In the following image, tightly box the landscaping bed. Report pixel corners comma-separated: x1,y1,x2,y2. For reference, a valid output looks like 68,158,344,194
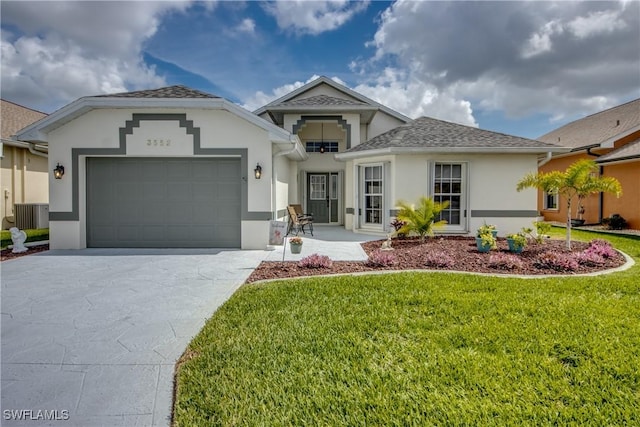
246,236,626,283
0,244,50,261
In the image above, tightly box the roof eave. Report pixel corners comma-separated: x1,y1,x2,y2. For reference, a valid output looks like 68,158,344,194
15,97,294,144
335,145,569,161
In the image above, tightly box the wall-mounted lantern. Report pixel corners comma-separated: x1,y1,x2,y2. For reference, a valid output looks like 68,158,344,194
254,163,262,179
53,163,65,179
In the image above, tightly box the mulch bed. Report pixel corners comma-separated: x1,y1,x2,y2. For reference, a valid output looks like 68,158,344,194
246,236,626,283
1,244,50,261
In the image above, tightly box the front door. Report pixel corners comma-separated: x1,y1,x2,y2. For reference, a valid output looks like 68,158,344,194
307,173,339,223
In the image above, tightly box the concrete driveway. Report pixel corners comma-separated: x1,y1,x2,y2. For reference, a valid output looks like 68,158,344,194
1,248,268,427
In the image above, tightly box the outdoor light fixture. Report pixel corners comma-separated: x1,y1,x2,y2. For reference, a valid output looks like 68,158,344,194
53,163,65,179
319,123,325,154
319,143,326,154
254,163,262,179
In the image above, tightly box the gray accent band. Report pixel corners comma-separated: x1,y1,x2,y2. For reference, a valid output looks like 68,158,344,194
292,115,352,149
390,209,400,217
345,207,355,214
50,113,260,222
275,208,288,219
471,210,539,218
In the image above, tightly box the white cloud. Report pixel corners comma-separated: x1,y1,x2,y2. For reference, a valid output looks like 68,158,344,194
262,0,369,35
568,9,627,39
241,75,322,111
367,0,639,128
0,1,193,111
521,20,563,59
237,18,256,34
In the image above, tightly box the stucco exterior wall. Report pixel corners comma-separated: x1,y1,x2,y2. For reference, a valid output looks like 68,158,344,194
345,153,540,236
602,160,640,229
1,146,49,229
46,108,275,249
368,113,407,141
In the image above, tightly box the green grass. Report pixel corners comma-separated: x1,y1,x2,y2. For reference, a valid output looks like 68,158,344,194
174,229,640,426
0,228,49,249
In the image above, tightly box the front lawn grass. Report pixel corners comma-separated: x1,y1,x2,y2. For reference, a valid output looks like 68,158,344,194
174,229,640,426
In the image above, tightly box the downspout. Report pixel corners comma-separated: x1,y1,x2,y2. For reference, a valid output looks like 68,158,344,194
586,147,603,223
537,152,552,167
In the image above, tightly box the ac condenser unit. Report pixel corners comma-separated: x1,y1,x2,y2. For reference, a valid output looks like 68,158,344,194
14,203,49,229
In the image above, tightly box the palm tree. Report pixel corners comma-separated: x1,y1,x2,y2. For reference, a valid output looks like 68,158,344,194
517,159,622,249
395,197,449,241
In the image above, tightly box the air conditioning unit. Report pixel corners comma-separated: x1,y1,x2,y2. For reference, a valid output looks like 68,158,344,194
14,203,49,229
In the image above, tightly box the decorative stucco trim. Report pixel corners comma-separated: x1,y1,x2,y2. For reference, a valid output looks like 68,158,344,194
292,115,352,149
49,113,267,222
471,210,539,217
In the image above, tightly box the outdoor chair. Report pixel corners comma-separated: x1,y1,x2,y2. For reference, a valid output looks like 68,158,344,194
286,205,314,236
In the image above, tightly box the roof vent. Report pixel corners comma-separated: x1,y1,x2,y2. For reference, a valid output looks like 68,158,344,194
616,119,620,126
558,137,561,142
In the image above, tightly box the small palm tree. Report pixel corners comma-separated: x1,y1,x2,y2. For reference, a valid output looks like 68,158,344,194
517,159,622,249
395,197,449,241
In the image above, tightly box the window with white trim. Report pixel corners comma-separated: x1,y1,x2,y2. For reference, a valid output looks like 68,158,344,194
433,163,463,226
544,192,558,210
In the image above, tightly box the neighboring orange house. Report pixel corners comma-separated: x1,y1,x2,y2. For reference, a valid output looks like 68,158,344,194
537,98,640,230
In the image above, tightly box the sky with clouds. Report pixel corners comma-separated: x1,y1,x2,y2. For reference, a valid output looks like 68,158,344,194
1,0,638,139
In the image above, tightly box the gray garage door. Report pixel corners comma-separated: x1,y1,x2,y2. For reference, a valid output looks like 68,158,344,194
87,158,241,248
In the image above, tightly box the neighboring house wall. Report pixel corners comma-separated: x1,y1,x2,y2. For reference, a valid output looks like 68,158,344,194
601,161,640,229
1,99,48,229
45,108,275,249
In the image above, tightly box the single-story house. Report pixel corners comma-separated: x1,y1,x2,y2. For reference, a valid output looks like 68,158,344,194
537,98,640,229
1,99,48,229
14,77,566,249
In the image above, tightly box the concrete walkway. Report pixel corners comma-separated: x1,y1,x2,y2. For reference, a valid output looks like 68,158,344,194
1,227,379,426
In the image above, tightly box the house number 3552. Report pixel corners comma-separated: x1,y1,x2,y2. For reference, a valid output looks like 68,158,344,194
146,139,171,147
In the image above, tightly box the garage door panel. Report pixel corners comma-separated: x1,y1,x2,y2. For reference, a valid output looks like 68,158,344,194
87,157,241,248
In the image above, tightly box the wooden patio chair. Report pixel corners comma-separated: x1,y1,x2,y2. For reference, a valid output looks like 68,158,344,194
286,205,314,236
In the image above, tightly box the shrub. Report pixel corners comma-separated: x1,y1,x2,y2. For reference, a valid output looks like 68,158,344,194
576,251,605,267
534,252,579,272
585,239,617,259
424,251,454,268
298,254,332,269
602,214,627,230
488,253,524,270
367,250,397,267
395,197,449,241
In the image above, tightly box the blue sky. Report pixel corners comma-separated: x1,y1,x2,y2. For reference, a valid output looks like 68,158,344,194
2,1,639,139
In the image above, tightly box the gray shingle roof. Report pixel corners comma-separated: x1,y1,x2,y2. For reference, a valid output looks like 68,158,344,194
94,85,219,99
271,94,368,108
1,99,47,139
538,98,640,150
345,116,560,153
597,138,640,163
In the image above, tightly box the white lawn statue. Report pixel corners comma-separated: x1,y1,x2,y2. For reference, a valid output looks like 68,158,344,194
380,234,394,251
9,227,29,253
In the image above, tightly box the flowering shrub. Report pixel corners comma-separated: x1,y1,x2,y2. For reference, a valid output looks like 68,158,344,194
534,252,579,272
424,251,455,268
298,254,332,269
367,250,397,267
576,251,605,267
488,253,524,270
585,239,617,259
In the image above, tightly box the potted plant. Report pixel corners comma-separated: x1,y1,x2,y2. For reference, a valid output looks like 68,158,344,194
571,197,586,227
476,230,497,253
506,232,527,253
477,222,498,238
289,236,303,254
